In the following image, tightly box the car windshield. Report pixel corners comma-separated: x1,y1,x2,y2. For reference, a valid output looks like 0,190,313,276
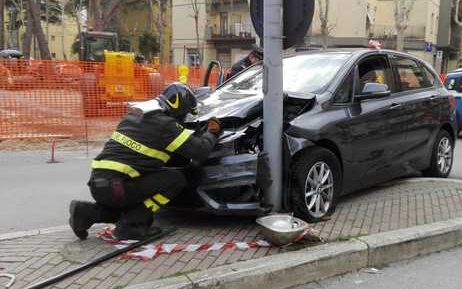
220,53,351,95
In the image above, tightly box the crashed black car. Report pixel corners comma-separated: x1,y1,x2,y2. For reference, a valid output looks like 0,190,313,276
173,49,457,222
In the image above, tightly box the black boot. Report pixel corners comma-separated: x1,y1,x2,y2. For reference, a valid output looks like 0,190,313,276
113,223,162,240
69,200,98,240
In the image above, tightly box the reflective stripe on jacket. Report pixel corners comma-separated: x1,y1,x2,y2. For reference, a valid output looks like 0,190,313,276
92,111,217,177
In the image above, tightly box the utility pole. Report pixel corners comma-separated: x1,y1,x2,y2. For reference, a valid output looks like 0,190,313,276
263,0,283,211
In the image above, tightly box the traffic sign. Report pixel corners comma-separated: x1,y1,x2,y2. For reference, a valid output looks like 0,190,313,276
250,0,315,50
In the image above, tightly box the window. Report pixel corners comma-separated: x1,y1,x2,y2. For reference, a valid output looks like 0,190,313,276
333,70,354,104
422,65,437,87
217,49,231,68
392,56,431,91
187,49,200,66
220,13,228,35
356,55,393,94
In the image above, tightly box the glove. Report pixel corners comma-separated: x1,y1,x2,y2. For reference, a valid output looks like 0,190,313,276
207,117,223,136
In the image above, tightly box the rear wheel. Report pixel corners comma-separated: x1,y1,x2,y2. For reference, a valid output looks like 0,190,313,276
423,130,454,178
291,147,342,222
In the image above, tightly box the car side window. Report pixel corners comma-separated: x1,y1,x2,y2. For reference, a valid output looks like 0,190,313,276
356,55,393,95
393,56,431,91
333,70,354,104
422,65,437,87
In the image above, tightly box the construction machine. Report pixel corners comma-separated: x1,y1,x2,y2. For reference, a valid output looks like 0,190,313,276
78,31,163,117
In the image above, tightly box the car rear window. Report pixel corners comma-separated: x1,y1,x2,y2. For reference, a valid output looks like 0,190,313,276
392,56,433,91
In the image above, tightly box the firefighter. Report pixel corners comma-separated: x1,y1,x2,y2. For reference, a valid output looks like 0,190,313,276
225,48,263,80
69,82,222,240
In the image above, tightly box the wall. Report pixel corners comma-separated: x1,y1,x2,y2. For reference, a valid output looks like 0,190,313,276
172,0,208,65
40,16,79,60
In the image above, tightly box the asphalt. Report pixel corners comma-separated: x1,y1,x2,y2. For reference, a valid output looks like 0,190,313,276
0,149,97,233
296,246,462,289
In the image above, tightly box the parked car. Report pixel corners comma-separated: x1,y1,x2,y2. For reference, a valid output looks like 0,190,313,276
135,49,458,222
444,69,462,135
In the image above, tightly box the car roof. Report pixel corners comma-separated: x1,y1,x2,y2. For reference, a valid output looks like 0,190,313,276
447,68,462,76
289,48,421,59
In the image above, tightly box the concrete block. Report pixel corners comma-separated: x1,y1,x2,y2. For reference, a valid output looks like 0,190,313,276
359,218,462,267
185,240,368,289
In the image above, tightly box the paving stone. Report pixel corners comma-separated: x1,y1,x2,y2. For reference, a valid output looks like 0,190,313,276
1,180,461,289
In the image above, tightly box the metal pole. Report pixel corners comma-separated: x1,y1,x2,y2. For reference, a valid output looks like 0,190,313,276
263,0,283,212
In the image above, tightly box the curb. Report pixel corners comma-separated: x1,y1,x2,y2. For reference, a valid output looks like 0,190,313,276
127,217,462,289
0,225,69,241
0,224,107,241
395,177,462,186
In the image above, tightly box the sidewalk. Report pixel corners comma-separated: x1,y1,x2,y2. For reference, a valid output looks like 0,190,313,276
1,178,461,289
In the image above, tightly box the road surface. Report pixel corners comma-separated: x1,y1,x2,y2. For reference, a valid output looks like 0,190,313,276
296,246,462,289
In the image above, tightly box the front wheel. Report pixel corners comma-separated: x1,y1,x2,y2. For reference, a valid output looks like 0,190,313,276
423,130,454,178
290,147,342,222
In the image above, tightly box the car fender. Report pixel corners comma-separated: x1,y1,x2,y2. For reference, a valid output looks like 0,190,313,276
284,133,316,157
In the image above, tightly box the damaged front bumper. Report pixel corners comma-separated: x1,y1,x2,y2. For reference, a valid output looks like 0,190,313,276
195,153,272,215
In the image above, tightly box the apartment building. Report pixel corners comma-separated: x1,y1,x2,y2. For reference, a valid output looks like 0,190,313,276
172,0,460,72
172,0,256,67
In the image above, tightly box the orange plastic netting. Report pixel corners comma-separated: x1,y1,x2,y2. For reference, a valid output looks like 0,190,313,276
0,59,221,140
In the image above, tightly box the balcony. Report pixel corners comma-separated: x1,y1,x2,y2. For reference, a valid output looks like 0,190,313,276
207,23,256,48
207,0,249,14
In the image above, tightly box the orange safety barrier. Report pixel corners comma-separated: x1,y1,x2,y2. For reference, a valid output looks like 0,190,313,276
0,59,225,140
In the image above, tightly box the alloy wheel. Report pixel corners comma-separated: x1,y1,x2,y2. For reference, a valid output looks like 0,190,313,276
304,161,334,218
437,137,453,175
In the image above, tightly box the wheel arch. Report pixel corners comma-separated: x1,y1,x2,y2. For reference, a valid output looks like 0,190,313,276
441,123,456,141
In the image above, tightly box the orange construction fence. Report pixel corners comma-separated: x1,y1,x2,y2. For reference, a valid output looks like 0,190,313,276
0,59,224,140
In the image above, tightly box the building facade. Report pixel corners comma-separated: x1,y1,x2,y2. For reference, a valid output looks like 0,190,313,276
172,0,256,67
172,0,461,72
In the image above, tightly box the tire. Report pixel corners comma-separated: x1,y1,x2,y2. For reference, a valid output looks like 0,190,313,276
290,147,342,223
423,130,454,178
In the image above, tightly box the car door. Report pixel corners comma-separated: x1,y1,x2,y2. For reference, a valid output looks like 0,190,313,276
390,55,442,170
344,54,408,188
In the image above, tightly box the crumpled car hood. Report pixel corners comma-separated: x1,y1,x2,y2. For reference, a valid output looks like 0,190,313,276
188,89,263,123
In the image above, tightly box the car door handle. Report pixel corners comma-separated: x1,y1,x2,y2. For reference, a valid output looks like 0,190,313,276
389,103,401,109
429,95,438,101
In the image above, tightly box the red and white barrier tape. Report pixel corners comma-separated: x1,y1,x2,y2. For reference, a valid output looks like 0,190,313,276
97,226,272,261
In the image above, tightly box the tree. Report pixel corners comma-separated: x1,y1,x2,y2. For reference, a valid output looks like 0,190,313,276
138,31,159,59
5,0,25,50
23,0,51,59
190,0,201,63
393,0,416,51
0,0,4,50
317,0,335,49
88,0,123,31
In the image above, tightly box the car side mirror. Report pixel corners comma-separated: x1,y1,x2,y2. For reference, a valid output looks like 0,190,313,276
356,82,391,101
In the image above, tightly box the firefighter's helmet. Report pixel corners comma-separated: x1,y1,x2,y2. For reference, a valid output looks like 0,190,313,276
159,82,198,120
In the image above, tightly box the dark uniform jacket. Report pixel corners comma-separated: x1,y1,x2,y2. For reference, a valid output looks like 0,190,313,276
226,57,252,80
91,110,217,180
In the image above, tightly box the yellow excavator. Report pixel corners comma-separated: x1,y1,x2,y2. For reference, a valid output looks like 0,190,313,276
79,31,163,117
